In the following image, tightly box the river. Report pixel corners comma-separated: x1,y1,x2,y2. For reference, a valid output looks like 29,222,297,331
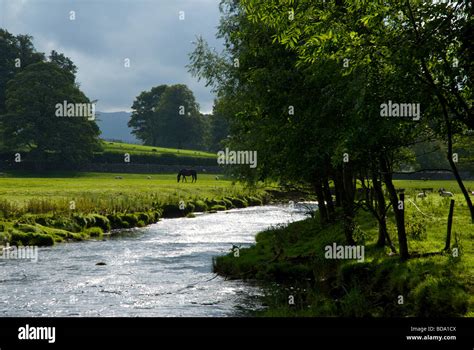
0,204,312,317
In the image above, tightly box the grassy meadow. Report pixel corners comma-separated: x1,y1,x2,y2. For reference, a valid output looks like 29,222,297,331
0,172,265,215
0,172,268,246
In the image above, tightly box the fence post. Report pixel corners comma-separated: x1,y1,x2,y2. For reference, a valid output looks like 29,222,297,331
444,199,455,251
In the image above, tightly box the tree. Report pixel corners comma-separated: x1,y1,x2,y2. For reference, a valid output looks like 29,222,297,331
128,85,168,146
207,100,230,152
154,84,202,149
129,84,206,150
0,29,44,115
241,0,474,223
2,62,101,169
49,50,77,77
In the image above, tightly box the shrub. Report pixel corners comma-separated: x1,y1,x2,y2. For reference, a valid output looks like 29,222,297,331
406,218,427,241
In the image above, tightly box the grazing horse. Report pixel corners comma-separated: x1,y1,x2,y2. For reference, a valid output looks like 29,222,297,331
177,169,197,183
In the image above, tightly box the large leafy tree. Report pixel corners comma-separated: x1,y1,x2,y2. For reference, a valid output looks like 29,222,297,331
128,85,168,146
0,29,44,116
2,62,101,168
190,0,447,259
129,84,206,149
241,0,474,223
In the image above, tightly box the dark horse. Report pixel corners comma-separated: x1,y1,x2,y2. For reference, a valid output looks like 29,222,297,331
177,169,197,183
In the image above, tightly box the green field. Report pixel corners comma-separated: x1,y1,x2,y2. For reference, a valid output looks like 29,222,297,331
101,141,216,158
0,172,268,246
393,179,474,193
0,172,263,216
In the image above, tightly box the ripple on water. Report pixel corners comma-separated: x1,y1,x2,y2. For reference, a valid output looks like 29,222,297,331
0,204,311,316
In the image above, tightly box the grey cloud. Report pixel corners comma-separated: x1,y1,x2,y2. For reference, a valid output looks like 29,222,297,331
1,0,222,113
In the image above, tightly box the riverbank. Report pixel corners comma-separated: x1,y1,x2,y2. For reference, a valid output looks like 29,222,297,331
0,172,262,245
0,205,306,317
214,182,474,317
0,172,312,246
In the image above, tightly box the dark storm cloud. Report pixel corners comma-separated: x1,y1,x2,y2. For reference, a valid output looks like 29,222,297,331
0,0,223,112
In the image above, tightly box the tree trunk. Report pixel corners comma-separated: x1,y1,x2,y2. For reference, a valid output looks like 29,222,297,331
333,168,343,207
342,163,356,245
381,157,409,261
323,176,335,221
444,112,474,223
314,178,328,224
373,173,387,247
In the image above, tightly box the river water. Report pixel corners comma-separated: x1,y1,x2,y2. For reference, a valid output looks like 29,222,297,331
0,204,312,317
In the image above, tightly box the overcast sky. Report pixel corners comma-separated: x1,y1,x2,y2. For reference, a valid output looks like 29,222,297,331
0,0,223,113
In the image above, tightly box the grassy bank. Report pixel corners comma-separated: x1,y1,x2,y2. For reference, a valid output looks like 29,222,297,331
0,172,269,246
214,180,474,317
102,140,216,158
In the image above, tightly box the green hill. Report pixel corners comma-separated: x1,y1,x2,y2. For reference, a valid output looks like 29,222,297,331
101,140,216,159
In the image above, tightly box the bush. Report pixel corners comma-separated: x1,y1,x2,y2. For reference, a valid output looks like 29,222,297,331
406,216,427,241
